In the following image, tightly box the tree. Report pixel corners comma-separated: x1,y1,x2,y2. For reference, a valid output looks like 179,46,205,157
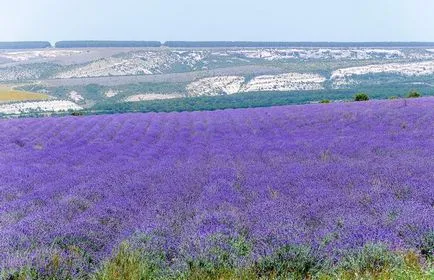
354,93,369,101
407,90,421,98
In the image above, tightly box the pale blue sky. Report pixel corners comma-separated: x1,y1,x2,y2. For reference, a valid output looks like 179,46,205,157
0,0,433,42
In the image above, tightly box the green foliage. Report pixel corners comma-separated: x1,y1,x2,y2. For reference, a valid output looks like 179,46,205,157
6,82,434,119
355,93,370,101
419,231,434,259
90,90,353,115
255,245,323,279
1,248,94,280
340,244,403,275
408,90,422,98
184,234,253,278
320,99,331,104
84,84,105,100
230,235,252,257
10,81,434,119
90,84,433,116
184,261,255,280
4,243,434,280
326,250,434,280
183,265,257,280
71,111,84,116
93,243,162,280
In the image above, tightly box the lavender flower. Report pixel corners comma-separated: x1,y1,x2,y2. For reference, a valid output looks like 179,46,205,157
0,98,433,275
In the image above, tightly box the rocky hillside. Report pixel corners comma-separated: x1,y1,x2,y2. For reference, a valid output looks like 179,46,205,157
1,46,434,115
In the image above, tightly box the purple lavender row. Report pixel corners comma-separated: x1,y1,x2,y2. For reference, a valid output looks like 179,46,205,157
0,98,433,272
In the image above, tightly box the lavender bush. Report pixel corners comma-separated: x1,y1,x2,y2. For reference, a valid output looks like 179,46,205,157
0,98,433,277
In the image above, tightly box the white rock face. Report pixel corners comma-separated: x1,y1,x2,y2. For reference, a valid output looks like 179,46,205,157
0,67,43,81
124,94,182,102
228,48,406,60
242,73,326,92
56,56,153,78
55,50,205,79
427,49,434,53
0,100,82,114
0,50,83,62
186,76,245,96
68,91,84,102
186,73,326,95
352,49,403,59
105,89,119,98
331,60,434,85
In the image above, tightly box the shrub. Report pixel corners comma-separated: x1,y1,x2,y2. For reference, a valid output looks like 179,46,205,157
340,243,403,275
408,90,422,98
186,261,256,280
354,93,369,101
320,99,331,104
324,251,433,280
185,234,253,277
93,243,162,280
419,231,434,259
389,96,399,99
255,245,323,279
71,111,84,116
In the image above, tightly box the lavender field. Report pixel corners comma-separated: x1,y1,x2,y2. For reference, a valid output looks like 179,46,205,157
0,98,433,279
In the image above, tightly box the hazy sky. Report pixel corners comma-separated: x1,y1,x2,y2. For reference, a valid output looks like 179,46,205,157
1,0,433,42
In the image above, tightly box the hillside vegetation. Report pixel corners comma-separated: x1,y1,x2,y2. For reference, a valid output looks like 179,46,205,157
1,44,434,116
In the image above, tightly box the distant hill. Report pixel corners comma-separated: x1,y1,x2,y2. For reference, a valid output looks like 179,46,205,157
55,41,162,48
3,41,434,50
0,41,52,49
163,41,434,48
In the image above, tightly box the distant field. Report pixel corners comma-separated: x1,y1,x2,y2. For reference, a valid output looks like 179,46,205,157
0,87,48,102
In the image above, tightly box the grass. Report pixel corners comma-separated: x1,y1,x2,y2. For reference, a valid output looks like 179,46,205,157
89,243,433,280
93,244,161,280
2,233,433,279
0,86,48,102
